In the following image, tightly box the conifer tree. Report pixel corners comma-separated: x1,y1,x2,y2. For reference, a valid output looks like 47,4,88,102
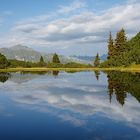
38,56,46,67
52,53,60,63
114,28,127,56
94,53,100,67
0,53,9,68
102,30,140,67
107,32,114,59
40,56,44,63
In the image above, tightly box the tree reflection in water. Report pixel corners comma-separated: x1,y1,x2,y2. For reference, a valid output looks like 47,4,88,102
94,70,100,81
0,72,11,83
52,71,59,77
105,71,140,106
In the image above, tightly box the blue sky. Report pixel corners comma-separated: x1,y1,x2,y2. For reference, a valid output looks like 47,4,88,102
0,0,140,55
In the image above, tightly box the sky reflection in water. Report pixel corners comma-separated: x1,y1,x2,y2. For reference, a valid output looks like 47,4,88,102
0,71,140,140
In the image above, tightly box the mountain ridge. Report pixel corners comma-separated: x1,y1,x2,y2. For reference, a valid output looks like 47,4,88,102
0,45,90,64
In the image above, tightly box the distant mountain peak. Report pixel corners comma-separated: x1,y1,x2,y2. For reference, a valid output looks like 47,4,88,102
11,44,33,51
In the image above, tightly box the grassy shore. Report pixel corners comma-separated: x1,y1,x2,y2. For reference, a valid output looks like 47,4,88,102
1,67,140,72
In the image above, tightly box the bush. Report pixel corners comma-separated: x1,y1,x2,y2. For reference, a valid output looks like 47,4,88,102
64,62,91,68
47,62,63,68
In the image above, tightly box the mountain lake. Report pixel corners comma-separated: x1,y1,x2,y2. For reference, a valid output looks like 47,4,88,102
0,71,140,140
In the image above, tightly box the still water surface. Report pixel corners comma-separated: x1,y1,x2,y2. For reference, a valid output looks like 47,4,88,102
0,71,140,140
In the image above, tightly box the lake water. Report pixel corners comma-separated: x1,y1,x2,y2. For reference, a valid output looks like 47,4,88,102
0,71,140,140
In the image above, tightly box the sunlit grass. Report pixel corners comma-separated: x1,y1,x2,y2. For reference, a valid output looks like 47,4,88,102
1,66,140,72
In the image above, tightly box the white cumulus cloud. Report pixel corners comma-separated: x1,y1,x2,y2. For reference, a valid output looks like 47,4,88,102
0,0,140,55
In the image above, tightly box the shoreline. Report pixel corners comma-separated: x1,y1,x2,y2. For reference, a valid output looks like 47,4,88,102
0,67,140,72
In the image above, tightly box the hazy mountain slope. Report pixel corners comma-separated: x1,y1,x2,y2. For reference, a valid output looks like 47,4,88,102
0,45,42,61
0,45,88,64
71,54,107,61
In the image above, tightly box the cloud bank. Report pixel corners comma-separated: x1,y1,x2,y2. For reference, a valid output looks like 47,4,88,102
0,0,140,55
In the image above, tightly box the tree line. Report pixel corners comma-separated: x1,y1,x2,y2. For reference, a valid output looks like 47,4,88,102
86,29,140,68
0,52,61,68
0,52,91,68
101,29,140,67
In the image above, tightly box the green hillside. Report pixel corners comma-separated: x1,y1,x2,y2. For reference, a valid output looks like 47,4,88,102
101,30,140,67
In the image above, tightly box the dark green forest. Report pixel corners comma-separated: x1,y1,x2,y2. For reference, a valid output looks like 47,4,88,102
101,29,140,67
